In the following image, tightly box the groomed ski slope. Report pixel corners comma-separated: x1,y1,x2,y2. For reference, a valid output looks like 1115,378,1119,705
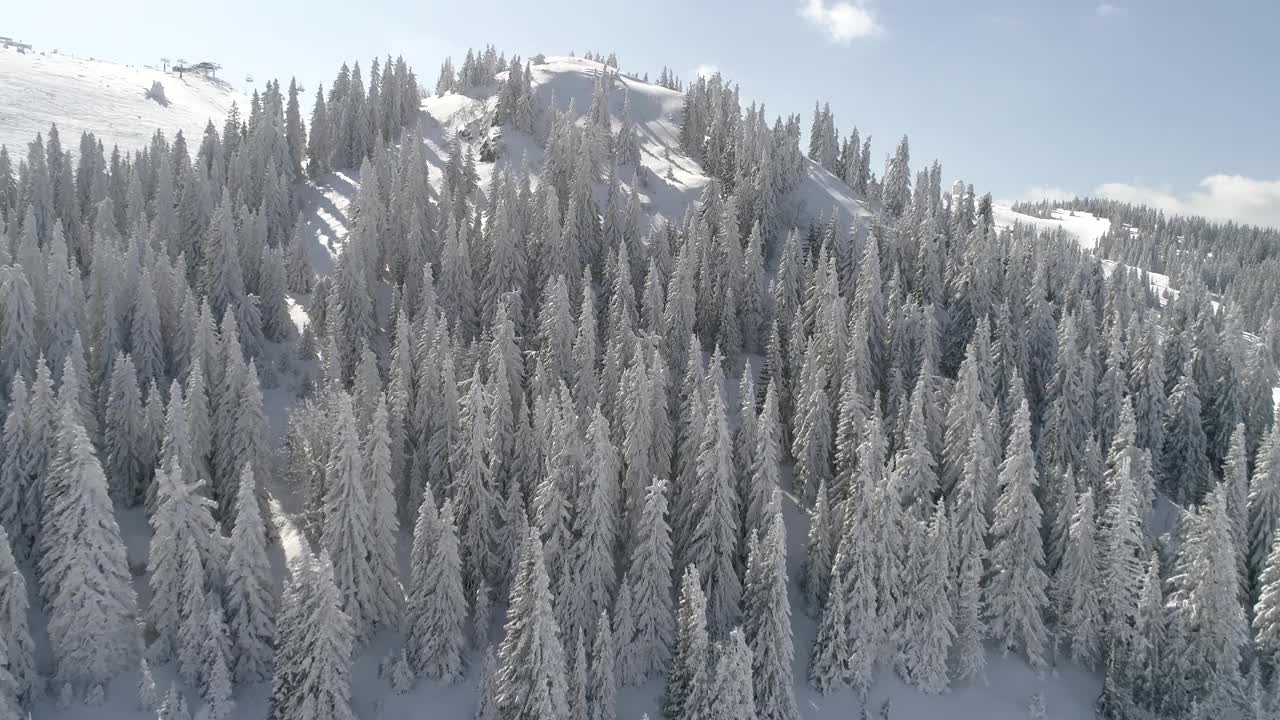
0,45,244,156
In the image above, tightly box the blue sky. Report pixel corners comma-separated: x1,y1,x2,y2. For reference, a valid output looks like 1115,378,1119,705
8,0,1280,226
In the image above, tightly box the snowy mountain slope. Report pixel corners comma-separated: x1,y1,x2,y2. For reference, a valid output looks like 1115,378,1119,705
992,203,1112,249
295,56,871,268
270,65,1100,720
0,46,244,156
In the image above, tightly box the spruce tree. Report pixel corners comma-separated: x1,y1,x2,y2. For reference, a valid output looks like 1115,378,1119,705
147,451,224,663
1056,488,1102,667
1253,530,1280,670
1250,423,1280,600
407,496,467,682
0,524,34,708
688,351,742,633
954,546,987,684
808,558,848,694
569,407,619,636
664,565,709,720
40,401,139,688
454,367,498,594
197,594,234,718
496,527,569,720
268,550,355,720
225,463,274,683
103,353,146,505
743,510,799,720
589,610,617,720
903,502,954,693
985,399,1049,669
1163,357,1212,504
627,476,674,683
365,393,403,629
322,392,377,641
1168,486,1247,712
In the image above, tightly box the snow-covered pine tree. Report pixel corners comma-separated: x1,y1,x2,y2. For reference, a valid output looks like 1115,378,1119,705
496,527,569,720
137,657,159,713
792,339,831,507
1163,356,1212,505
689,351,742,633
146,451,224,663
953,419,994,568
454,365,498,594
568,630,588,720
743,508,799,720
268,550,356,720
803,479,835,611
664,565,709,720
1223,423,1250,596
322,391,377,641
406,495,467,683
589,610,617,720
1098,455,1145,662
1167,485,1247,712
1253,529,1280,670
954,546,987,684
225,463,274,683
569,406,619,636
198,594,235,718
699,628,757,720
103,353,146,505
10,359,55,563
1250,422,1280,602
0,379,32,563
627,476,674,684
0,524,34,708
808,557,847,694
893,383,940,516
902,501,954,693
0,642,17,720
985,399,1049,669
474,645,499,720
39,400,139,688
1056,488,1102,667
746,380,783,541
365,393,402,630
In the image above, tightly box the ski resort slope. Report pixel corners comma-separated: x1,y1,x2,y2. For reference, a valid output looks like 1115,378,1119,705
0,46,244,156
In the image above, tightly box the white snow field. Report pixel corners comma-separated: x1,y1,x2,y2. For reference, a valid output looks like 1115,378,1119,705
23,53,1104,720
992,203,1112,250
0,45,243,156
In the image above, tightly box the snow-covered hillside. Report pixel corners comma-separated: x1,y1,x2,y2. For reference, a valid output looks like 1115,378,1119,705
297,56,871,268
991,204,1112,249
0,46,243,155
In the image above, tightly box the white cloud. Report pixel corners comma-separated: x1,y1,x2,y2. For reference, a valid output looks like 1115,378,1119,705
1097,175,1280,229
1095,3,1126,18
1012,175,1280,229
693,64,720,79
799,0,883,44
1019,186,1076,203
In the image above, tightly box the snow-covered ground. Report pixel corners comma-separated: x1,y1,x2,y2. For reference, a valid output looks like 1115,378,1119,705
0,45,244,155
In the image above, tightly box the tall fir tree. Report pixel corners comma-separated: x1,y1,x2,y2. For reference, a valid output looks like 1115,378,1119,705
39,400,139,688
985,399,1049,669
